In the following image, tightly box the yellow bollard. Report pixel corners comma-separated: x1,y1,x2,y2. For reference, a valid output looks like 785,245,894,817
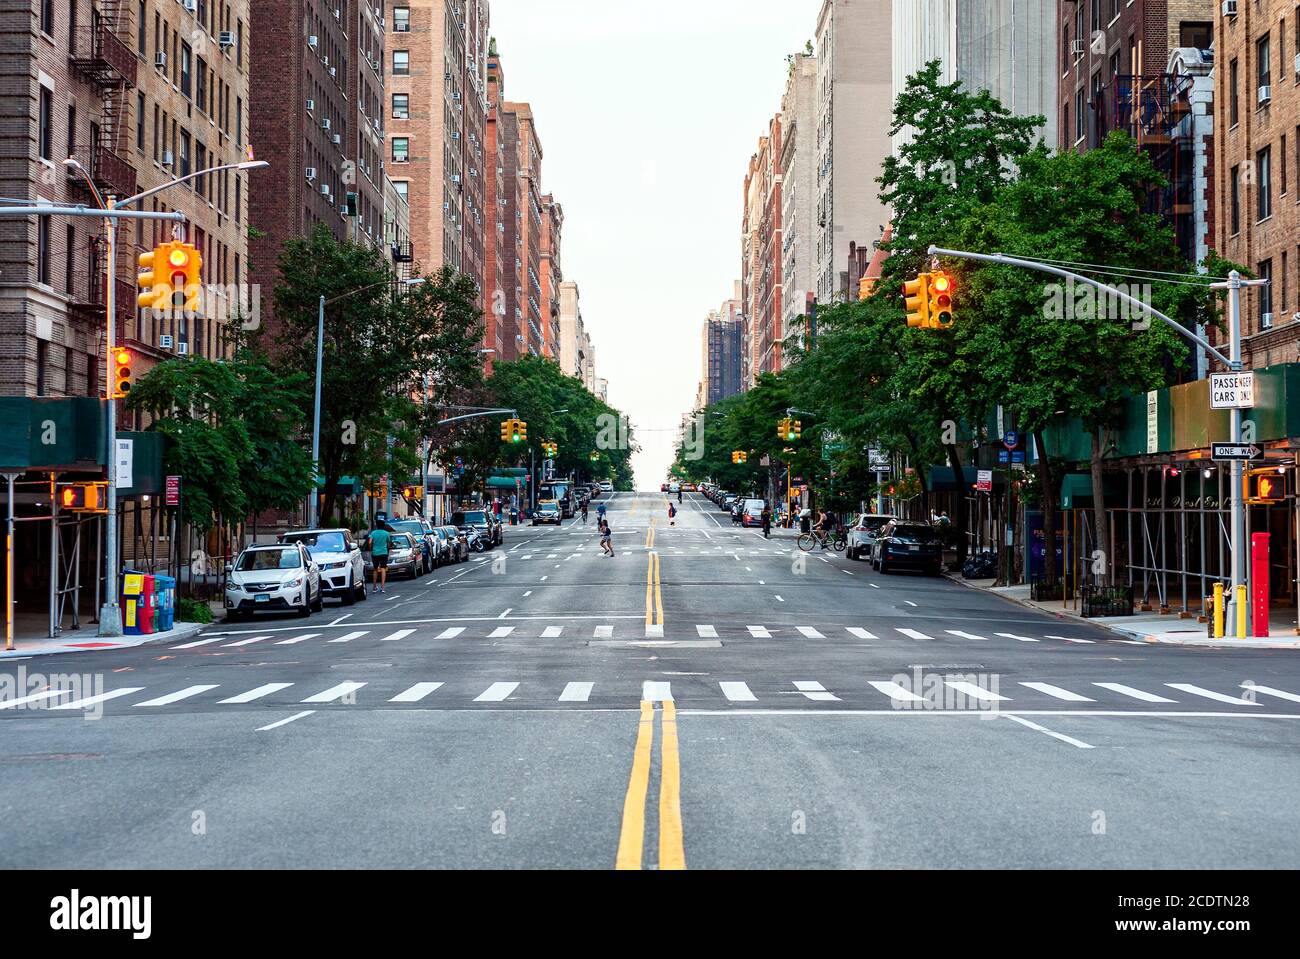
1213,582,1225,638
1236,585,1248,639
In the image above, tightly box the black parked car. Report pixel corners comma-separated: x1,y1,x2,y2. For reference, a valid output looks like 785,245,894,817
871,521,943,575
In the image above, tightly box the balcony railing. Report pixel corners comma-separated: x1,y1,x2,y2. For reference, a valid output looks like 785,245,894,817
69,22,138,87
91,143,138,198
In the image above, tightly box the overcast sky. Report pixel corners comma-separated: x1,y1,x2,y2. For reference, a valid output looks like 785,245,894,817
490,0,818,489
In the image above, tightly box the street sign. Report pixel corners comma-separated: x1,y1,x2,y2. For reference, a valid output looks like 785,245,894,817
1210,372,1256,409
1211,443,1264,462
976,470,993,492
1003,431,1019,451
165,474,181,507
868,449,890,469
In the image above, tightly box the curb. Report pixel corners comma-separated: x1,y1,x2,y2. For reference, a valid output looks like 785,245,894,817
0,620,208,660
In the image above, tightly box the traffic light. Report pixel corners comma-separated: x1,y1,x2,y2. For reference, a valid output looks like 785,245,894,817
589,451,601,463
60,483,106,513
731,451,749,464
1246,467,1287,505
542,441,558,458
111,347,133,398
512,420,527,443
792,420,803,441
928,271,954,328
165,242,203,314
137,246,166,311
402,485,424,501
903,273,931,328
501,419,512,442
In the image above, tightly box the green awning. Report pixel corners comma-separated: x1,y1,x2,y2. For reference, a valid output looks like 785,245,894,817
486,477,523,489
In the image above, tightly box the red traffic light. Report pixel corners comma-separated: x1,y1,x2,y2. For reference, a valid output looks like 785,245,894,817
932,274,951,293
167,247,190,269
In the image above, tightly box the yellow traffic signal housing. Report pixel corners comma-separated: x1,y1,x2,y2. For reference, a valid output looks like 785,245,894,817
929,271,954,328
500,419,512,442
903,273,931,328
792,420,803,440
137,248,162,310
1246,468,1287,505
777,417,792,441
61,482,106,513
163,242,203,313
516,420,527,443
111,348,133,399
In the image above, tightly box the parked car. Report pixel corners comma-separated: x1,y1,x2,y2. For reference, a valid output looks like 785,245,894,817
278,528,367,605
386,532,421,579
871,520,943,575
451,509,499,549
660,483,670,493
225,542,322,620
740,498,766,528
682,483,697,493
599,481,613,493
669,482,681,494
846,514,895,562
385,518,435,575
438,525,470,563
532,499,563,525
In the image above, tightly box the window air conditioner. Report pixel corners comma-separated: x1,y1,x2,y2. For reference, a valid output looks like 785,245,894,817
1070,39,1085,56
1262,312,1274,328
1257,84,1271,104
182,0,197,12
178,342,190,355
333,133,342,145
330,66,337,78
155,51,167,68
306,98,315,112
305,166,317,180
1221,0,1237,16
308,35,319,48
322,118,331,130
161,150,174,166
219,31,235,48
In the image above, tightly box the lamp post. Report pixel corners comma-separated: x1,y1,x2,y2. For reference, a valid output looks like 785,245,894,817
64,157,268,637
309,277,425,528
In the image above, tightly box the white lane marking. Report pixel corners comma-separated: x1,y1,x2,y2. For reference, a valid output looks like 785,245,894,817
390,682,444,703
846,627,877,640
996,632,1040,643
380,629,416,642
474,682,519,702
747,626,771,638
436,627,466,639
219,683,293,704
223,636,270,648
488,626,515,638
546,554,558,559
697,625,719,638
896,628,932,640
257,710,315,731
593,625,614,638
51,688,144,710
498,608,513,619
275,633,320,646
134,685,219,707
774,595,784,603
329,631,370,644
559,682,594,702
869,583,880,589
642,680,673,702
946,630,988,641
720,681,758,702
327,614,351,626
171,637,225,650
522,556,533,561
794,681,840,702
540,576,549,581
1047,635,1096,644
797,627,826,639
869,681,926,704
1094,682,1177,703
904,601,919,607
0,689,71,709
1020,682,1095,703
1002,714,1095,749
301,682,367,704
1243,683,1300,704
523,591,533,597
945,680,1009,702
1166,683,1260,706
542,626,563,638
644,624,664,638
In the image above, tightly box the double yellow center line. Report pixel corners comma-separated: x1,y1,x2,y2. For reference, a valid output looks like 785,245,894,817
644,546,663,627
615,700,685,870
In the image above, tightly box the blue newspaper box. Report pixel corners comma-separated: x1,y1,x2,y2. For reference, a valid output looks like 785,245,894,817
153,574,177,632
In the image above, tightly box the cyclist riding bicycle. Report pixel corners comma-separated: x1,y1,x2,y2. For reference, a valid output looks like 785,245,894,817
581,502,589,523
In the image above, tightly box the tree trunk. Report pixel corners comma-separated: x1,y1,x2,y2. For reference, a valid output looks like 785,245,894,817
1089,428,1111,587
1035,431,1058,585
944,442,969,569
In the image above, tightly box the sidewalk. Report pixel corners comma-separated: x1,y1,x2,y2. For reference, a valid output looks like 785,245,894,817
0,609,207,660
948,575,1300,649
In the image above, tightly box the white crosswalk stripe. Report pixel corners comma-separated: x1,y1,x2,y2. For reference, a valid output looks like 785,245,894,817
697,625,719,638
0,689,72,709
474,682,519,702
171,637,225,650
51,688,144,710
1094,682,1177,703
794,681,840,702
301,682,366,704
1019,682,1095,702
747,626,771,638
845,627,877,640
328,631,369,644
1166,683,1260,706
380,629,416,642
996,633,1040,643
541,626,564,638
134,685,219,707
946,630,988,641
219,683,293,704
559,682,593,702
390,682,444,703
896,628,932,640
275,633,320,646
488,627,515,639
797,626,826,639
945,680,1008,702
1047,635,1095,644
869,681,926,703
435,627,465,640
644,624,664,638
223,636,269,647
642,680,673,702
720,681,757,702
593,625,614,638
1244,683,1300,704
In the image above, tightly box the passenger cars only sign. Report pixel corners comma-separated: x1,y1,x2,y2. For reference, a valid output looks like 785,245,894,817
1209,372,1255,410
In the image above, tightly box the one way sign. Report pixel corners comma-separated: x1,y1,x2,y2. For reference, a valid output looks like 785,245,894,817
1211,443,1264,462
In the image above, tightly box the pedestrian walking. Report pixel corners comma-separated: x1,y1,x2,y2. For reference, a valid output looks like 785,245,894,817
668,502,677,527
600,519,614,556
761,504,772,539
363,522,392,594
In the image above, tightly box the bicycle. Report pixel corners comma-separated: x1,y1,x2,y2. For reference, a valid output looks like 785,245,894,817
797,528,846,553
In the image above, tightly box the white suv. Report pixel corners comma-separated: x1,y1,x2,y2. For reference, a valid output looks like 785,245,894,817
225,543,322,620
279,528,367,605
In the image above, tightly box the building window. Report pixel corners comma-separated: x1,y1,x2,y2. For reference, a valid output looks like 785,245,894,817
392,50,409,75
38,86,53,160
138,0,146,54
1259,260,1274,326
394,7,410,32
136,93,145,150
196,57,208,113
86,353,97,398
67,102,76,157
180,131,191,177
392,93,409,119
64,224,74,294
1180,22,1212,50
392,137,409,162
36,341,47,395
1257,35,1271,98
40,0,53,35
1284,133,1289,197
1231,165,1241,234
1074,88,1084,141
1257,145,1272,220
1229,58,1239,126
1062,24,1069,70
181,41,192,96
393,180,409,201
37,216,51,286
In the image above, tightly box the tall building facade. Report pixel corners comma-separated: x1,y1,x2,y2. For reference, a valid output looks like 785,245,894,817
539,193,563,357
483,40,507,363
814,0,894,303
781,53,818,353
508,101,544,358
741,143,765,385
701,310,745,407
558,278,599,393
756,116,784,374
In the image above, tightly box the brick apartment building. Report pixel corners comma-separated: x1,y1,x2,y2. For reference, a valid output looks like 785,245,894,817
539,192,562,358
1213,0,1300,369
757,115,783,375
483,39,506,363
508,101,544,358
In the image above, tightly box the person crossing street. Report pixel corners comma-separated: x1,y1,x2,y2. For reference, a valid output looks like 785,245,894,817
668,502,677,527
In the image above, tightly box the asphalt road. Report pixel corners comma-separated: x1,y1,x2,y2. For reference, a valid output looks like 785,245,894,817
2,491,1299,869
